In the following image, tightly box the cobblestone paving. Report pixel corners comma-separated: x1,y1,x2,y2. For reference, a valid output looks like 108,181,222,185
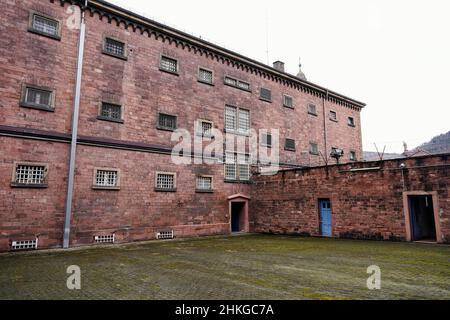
0,234,449,300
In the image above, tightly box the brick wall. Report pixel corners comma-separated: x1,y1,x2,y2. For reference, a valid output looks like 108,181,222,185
250,154,450,243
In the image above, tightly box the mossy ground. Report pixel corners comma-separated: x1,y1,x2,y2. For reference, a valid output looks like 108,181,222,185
0,234,449,300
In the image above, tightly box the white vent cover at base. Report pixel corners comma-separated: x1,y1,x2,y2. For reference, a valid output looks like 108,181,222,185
156,230,174,240
11,239,38,251
94,235,115,244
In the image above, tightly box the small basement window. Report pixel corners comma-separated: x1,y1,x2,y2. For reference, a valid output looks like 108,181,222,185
94,235,115,244
93,168,120,190
155,172,176,192
198,68,214,84
285,138,296,151
160,55,178,74
98,102,123,123
11,239,38,251
309,143,319,155
157,113,177,131
21,85,54,111
156,230,174,240
11,162,48,187
196,176,213,192
260,88,272,102
283,95,293,108
103,37,127,59
28,12,60,39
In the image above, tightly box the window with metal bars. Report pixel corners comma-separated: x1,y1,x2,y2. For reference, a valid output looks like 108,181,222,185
158,113,177,131
198,120,213,138
21,86,53,111
198,68,213,84
12,163,47,187
94,169,119,188
283,95,293,108
224,152,250,181
225,106,250,134
103,37,126,59
261,133,272,148
160,56,178,74
285,138,296,151
99,102,122,122
260,88,272,102
308,104,317,115
29,13,60,39
224,76,251,92
156,173,176,191
309,143,319,155
196,176,213,191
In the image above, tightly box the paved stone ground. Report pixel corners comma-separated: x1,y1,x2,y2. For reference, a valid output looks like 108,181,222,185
0,234,449,300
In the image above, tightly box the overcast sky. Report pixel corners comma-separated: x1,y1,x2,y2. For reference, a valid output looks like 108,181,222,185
108,0,450,153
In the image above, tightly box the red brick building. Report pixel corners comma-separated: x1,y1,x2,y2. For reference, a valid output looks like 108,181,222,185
0,0,366,251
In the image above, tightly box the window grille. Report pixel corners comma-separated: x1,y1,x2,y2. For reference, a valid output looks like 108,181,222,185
25,87,52,108
330,111,337,121
260,88,272,102
308,104,317,115
283,95,293,108
199,120,213,137
225,152,237,180
156,230,174,240
158,113,177,130
100,103,122,121
237,81,250,91
160,56,178,73
224,76,250,91
196,176,213,190
94,235,115,244
225,153,250,181
104,38,125,57
11,239,38,251
237,154,250,181
224,77,237,86
199,68,213,84
15,164,46,185
156,173,175,190
32,14,59,36
238,109,250,133
310,143,319,155
225,106,237,131
285,138,296,151
95,170,118,187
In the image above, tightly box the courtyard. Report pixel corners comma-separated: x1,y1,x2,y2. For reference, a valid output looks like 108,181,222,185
0,234,449,300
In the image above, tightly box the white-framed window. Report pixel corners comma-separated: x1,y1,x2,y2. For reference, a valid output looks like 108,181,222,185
198,67,214,84
103,37,127,59
28,12,60,39
196,176,213,192
224,152,250,181
11,162,48,187
155,172,177,191
93,168,120,190
160,55,178,74
225,105,250,134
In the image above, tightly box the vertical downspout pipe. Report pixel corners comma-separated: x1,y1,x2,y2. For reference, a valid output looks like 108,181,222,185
322,90,329,165
63,2,87,249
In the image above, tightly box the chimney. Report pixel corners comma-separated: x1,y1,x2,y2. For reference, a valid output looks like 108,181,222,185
273,61,285,72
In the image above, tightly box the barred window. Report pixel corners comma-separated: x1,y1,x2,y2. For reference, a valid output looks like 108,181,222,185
31,13,59,37
310,143,319,155
238,109,250,133
24,86,52,108
348,117,355,126
330,111,337,121
261,133,272,147
285,138,296,151
104,38,126,58
198,68,213,84
160,56,178,73
13,163,47,186
260,88,272,102
100,102,122,121
95,170,119,188
225,106,250,134
224,153,250,181
308,104,317,115
225,105,237,131
283,95,293,108
196,176,213,191
158,113,177,130
224,76,250,91
156,173,176,191
198,120,213,137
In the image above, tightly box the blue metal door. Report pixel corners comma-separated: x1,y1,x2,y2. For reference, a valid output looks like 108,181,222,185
319,199,332,237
